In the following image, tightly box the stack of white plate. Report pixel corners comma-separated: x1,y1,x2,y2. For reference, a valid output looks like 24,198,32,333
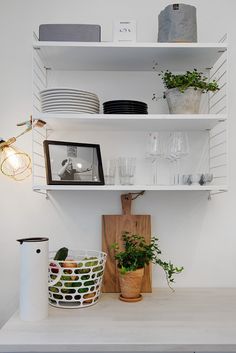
40,88,100,114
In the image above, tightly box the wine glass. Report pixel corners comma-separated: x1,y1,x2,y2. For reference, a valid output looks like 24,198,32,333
166,132,190,184
146,132,164,185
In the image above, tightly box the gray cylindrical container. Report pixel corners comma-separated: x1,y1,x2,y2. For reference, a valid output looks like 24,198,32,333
158,4,197,43
17,237,49,321
165,88,202,114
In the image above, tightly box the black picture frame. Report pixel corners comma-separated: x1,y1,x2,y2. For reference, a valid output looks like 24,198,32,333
43,140,104,185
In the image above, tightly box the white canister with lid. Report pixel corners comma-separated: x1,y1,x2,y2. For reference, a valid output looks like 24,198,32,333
17,237,49,321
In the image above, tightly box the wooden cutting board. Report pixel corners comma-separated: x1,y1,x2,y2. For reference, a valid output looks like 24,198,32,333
102,193,152,293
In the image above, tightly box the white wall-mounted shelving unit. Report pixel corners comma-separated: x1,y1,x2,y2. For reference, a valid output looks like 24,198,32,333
32,37,228,194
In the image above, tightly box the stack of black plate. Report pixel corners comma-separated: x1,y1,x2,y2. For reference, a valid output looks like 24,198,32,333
103,100,148,114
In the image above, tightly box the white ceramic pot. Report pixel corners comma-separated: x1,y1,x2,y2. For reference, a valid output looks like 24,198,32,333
165,87,202,114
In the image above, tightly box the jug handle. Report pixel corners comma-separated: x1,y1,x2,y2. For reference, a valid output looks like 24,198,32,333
48,262,63,287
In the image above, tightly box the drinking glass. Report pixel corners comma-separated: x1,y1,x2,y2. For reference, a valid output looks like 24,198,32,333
201,173,213,185
189,174,202,185
104,159,116,185
118,157,136,185
146,132,164,185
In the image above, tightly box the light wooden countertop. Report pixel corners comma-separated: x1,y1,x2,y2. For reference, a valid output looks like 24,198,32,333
0,289,236,353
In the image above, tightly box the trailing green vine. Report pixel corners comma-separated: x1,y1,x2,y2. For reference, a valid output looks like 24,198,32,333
159,69,219,95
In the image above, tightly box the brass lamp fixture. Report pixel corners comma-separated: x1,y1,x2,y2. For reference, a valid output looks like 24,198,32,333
0,119,45,181
0,138,31,181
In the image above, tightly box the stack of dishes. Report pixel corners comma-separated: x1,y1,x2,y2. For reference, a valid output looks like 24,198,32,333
103,100,148,114
40,88,100,114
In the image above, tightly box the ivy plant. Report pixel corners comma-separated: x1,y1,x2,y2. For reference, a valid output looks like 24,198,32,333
111,232,183,290
159,69,219,95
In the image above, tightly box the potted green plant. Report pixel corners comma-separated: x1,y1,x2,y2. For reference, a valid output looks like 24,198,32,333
159,69,219,114
111,232,183,302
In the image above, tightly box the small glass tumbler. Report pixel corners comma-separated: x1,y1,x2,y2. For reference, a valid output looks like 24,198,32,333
104,159,116,185
118,157,136,185
202,173,213,185
189,174,202,185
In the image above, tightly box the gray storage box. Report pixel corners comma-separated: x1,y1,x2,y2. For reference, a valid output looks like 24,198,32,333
158,4,197,43
39,24,101,42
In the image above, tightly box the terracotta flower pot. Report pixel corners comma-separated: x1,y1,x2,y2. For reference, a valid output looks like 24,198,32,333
119,268,144,300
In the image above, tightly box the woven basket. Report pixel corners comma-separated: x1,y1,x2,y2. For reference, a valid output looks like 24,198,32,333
48,250,107,308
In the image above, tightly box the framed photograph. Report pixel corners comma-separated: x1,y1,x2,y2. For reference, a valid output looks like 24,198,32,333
43,140,105,185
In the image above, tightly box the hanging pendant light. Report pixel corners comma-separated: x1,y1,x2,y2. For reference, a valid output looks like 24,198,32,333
0,118,45,181
0,138,31,181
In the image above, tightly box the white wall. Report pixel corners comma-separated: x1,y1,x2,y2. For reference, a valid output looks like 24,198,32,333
0,0,236,327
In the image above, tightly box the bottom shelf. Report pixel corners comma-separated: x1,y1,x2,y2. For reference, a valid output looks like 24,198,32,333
33,184,228,192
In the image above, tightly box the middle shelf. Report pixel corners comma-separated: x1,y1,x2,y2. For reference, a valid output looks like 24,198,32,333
33,184,228,192
32,113,227,192
34,113,226,131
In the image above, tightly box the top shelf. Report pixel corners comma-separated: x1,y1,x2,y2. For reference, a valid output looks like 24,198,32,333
33,41,227,71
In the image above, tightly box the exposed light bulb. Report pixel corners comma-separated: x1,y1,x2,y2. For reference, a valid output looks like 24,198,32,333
0,144,31,181
4,146,21,170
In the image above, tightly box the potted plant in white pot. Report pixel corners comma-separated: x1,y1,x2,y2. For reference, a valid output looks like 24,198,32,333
111,232,183,302
159,69,219,114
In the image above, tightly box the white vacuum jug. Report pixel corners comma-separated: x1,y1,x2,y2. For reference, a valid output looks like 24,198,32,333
17,237,50,321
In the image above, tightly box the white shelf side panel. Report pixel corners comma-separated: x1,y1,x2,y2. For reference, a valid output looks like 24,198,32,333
33,48,47,112
208,45,228,186
32,124,47,187
33,42,227,71
32,43,48,188
209,121,227,186
209,49,227,115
